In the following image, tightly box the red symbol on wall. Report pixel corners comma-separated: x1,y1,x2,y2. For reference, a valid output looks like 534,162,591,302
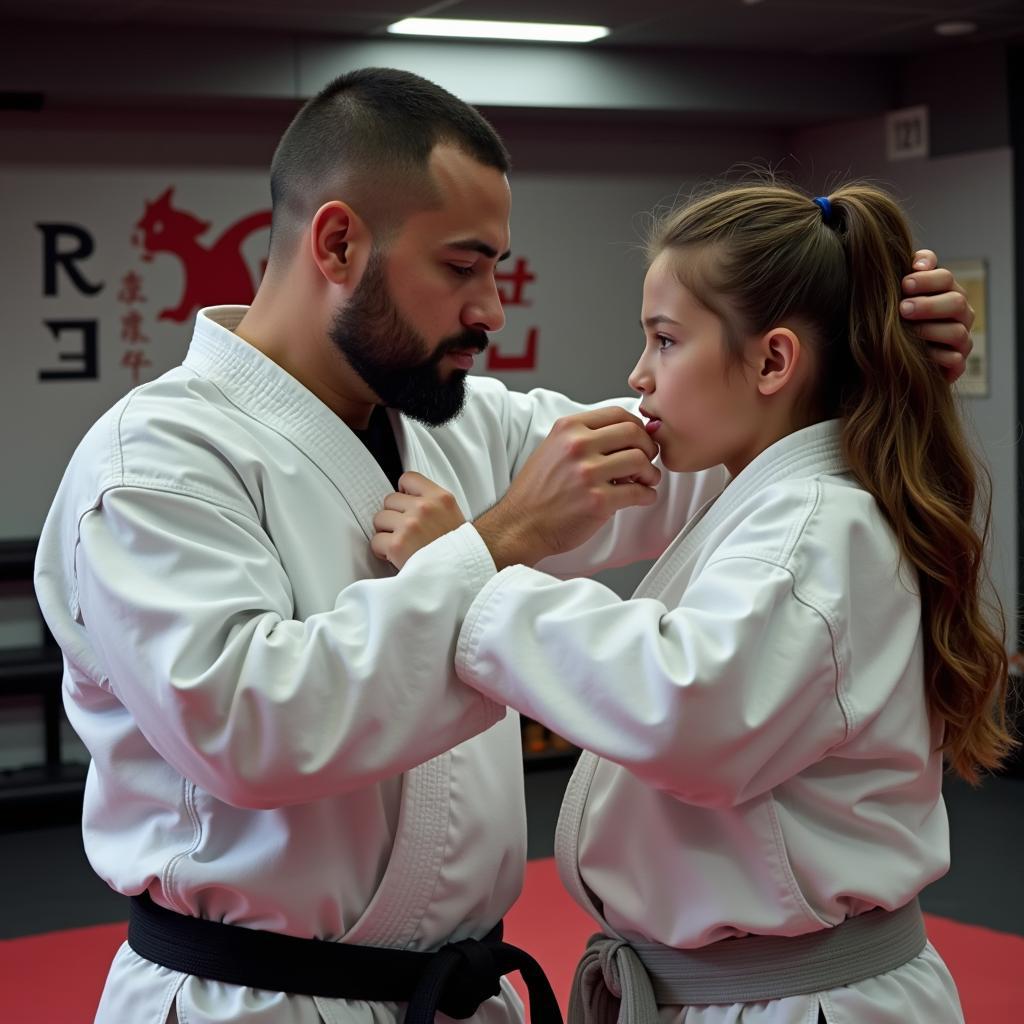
120,347,153,384
495,257,535,307
117,271,146,305
487,326,539,371
487,254,539,370
121,309,150,345
132,187,271,323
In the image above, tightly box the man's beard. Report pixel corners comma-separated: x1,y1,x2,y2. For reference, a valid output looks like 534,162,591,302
328,251,489,426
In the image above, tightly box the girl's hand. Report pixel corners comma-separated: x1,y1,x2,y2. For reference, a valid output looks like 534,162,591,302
901,249,974,382
371,472,465,570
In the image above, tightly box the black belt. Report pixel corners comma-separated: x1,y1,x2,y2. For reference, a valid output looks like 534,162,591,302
128,892,562,1024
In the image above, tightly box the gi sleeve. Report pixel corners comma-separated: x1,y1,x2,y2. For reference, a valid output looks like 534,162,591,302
454,554,849,808
494,384,729,575
76,487,501,810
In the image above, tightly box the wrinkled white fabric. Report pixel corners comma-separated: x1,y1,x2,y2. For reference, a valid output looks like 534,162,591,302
454,421,964,1023
35,306,723,1024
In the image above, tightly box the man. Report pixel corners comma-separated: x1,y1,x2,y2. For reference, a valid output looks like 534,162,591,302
34,68,973,1024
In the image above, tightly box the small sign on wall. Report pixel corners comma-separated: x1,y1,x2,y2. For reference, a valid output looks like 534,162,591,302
886,105,929,161
948,259,988,398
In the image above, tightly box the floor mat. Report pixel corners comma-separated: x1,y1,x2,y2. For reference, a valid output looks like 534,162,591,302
2,856,1020,1022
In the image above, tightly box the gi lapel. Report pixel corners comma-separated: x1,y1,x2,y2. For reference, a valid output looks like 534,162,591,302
188,309,455,948
636,421,846,604
185,308,397,542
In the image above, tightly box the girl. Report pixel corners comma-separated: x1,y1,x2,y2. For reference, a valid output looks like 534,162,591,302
375,182,1014,1023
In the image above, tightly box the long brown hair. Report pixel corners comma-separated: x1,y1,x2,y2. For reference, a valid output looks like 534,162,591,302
649,180,1014,783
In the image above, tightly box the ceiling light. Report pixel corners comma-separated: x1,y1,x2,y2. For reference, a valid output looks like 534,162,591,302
934,21,977,37
387,18,610,44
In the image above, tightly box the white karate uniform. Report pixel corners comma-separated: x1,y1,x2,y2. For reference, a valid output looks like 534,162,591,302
449,420,965,1023
33,306,722,1024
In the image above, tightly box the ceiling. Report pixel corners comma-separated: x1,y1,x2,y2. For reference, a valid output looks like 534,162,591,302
3,0,1024,56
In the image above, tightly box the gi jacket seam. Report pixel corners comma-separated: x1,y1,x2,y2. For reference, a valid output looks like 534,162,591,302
160,778,203,916
699,566,846,747
706,552,845,723
783,483,853,738
111,393,130,485
67,392,134,618
704,481,851,742
785,482,854,739
778,481,818,565
455,565,529,694
110,477,259,522
112,385,260,522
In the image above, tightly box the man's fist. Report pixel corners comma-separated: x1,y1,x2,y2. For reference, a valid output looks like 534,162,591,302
475,407,662,570
371,472,465,570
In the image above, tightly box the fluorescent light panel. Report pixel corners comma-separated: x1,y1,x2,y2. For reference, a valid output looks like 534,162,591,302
387,18,609,44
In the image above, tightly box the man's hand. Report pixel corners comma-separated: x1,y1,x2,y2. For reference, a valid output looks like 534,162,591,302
475,407,661,570
371,472,465,570
902,249,974,382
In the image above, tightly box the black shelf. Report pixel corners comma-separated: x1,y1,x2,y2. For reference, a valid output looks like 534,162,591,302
0,646,64,693
0,762,87,830
0,536,79,823
0,538,38,582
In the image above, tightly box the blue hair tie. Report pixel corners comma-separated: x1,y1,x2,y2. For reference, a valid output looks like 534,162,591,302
813,196,834,225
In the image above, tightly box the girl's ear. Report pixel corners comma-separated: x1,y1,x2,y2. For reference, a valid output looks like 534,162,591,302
309,201,371,286
754,327,803,397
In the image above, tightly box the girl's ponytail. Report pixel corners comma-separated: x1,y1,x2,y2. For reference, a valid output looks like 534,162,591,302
828,185,1013,782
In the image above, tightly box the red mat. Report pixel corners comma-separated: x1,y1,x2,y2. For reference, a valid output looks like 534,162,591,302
1,857,1020,1023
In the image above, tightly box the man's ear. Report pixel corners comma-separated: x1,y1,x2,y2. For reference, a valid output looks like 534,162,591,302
754,327,803,397
309,201,370,285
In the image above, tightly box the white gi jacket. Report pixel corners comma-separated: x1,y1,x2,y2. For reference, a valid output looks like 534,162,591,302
450,421,965,1024
33,306,723,1024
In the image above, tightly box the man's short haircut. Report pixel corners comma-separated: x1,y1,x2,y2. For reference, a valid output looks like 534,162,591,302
268,67,510,262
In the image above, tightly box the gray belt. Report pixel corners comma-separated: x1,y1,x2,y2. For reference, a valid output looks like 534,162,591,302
568,899,927,1024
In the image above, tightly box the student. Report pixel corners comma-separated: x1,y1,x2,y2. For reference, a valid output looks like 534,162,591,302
373,181,1013,1023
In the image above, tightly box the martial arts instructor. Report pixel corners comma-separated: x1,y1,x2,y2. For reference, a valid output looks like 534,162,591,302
34,68,973,1024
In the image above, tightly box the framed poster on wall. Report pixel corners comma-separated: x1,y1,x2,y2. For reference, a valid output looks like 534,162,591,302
948,259,988,398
